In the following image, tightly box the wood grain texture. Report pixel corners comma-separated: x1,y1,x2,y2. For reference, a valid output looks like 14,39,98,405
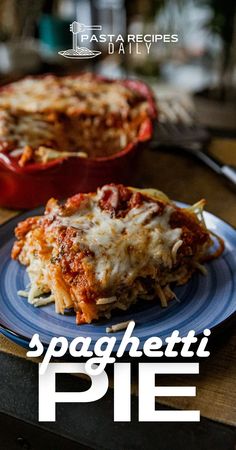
0,138,236,426
0,208,18,225
133,139,236,227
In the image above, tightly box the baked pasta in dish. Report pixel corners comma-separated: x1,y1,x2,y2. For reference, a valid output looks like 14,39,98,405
0,73,154,165
12,184,224,324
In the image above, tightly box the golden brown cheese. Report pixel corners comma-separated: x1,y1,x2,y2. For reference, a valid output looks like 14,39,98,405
12,185,220,324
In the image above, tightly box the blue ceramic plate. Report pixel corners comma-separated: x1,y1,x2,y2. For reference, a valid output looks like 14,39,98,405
0,204,236,351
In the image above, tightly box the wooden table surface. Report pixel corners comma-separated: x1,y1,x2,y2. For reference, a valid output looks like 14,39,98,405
0,137,236,428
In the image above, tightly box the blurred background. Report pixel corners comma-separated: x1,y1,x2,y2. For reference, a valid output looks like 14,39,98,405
0,0,235,94
0,0,235,126
0,0,236,218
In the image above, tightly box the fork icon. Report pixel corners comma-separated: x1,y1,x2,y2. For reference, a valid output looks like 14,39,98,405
70,21,102,50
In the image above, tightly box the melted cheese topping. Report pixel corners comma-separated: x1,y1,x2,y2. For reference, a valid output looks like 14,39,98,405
14,185,215,323
49,194,182,289
0,74,145,116
0,74,150,161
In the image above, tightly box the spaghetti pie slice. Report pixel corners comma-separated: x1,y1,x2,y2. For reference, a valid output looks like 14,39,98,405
12,184,223,324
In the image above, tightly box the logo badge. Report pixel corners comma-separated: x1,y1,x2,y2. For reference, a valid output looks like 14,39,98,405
58,21,102,59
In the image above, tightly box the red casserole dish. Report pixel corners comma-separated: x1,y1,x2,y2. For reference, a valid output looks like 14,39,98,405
0,74,157,209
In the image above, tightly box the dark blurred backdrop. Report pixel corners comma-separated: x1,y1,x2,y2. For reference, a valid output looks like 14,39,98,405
0,0,235,130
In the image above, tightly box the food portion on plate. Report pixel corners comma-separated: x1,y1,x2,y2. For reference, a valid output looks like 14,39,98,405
11,184,224,325
0,73,155,165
